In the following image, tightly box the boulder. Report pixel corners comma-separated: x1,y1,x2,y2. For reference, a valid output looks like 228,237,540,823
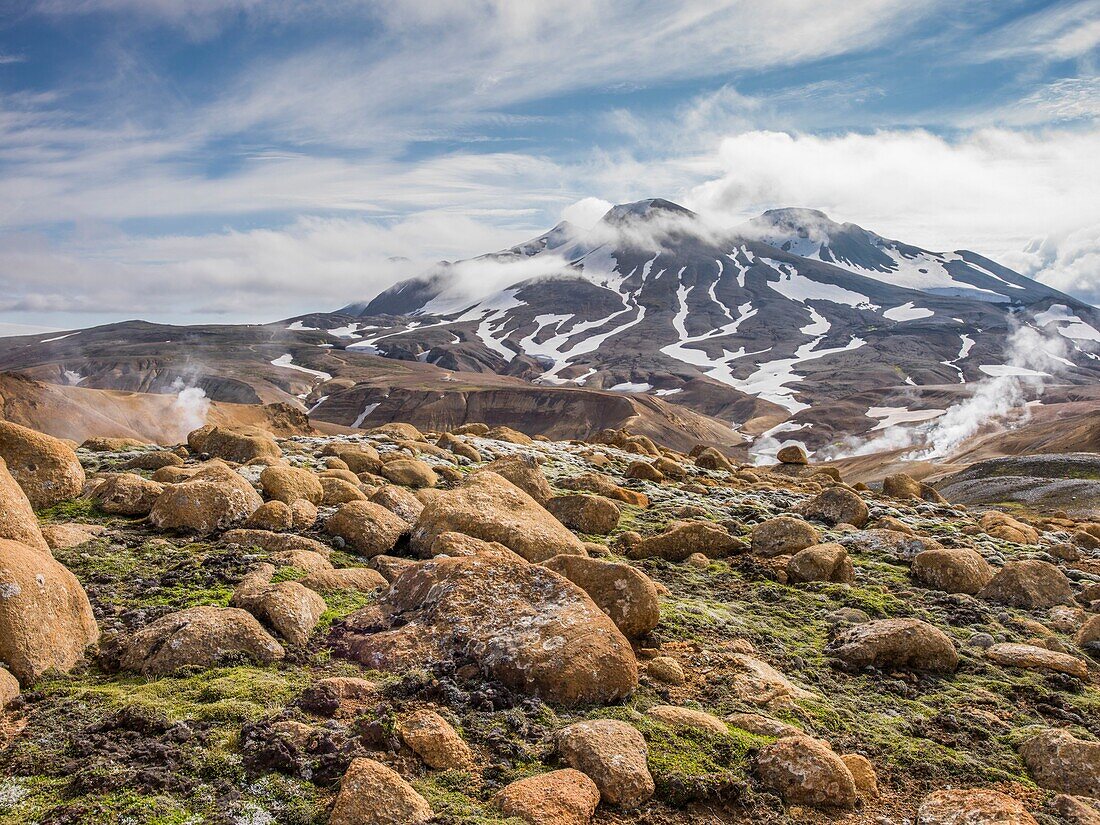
629,520,742,562
0,457,50,553
776,444,808,465
397,709,472,769
840,754,878,799
259,465,323,505
0,666,18,706
191,426,281,464
917,789,1038,824
0,421,85,509
986,643,1088,678
370,485,425,525
981,511,1039,544
320,477,368,505
882,473,922,500
221,529,331,561
625,460,664,482
91,473,165,516
542,554,660,638
231,565,326,646
492,769,600,825
329,757,433,825
755,736,857,808
291,499,318,530
838,529,943,563
428,531,524,560
381,458,438,488
299,567,388,593
120,451,184,471
799,487,869,528
321,444,382,475
40,523,105,551
1075,615,1100,650
0,539,99,683
484,425,531,445
547,494,621,535
437,432,480,463
646,656,686,685
410,472,584,562
333,553,638,704
1019,730,1100,798
787,543,854,583
149,465,263,534
325,501,409,557
646,705,728,735
81,436,148,452
911,547,994,594
556,719,654,808
120,606,284,677
978,559,1074,609
1049,795,1100,825
482,456,553,505
751,516,819,558
694,447,733,471
559,472,648,507
827,618,958,673
243,500,294,532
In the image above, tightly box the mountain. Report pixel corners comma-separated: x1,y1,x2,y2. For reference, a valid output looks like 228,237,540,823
1,198,1097,455
302,199,1100,443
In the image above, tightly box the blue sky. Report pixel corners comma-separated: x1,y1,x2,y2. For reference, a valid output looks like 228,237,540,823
0,0,1097,331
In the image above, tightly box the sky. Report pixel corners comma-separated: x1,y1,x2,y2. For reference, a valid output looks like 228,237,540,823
0,0,1098,333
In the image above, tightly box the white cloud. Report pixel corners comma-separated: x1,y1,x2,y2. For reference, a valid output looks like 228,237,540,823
685,128,1100,274
560,198,613,229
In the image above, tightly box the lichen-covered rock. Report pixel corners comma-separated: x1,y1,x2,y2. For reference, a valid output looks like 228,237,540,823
694,447,733,471
542,554,660,638
751,516,819,557
298,567,388,593
190,425,280,464
986,643,1088,678
0,457,50,553
324,500,409,557
243,500,294,531
882,472,922,500
646,705,728,735
120,606,284,676
556,719,654,808
437,432,480,463
411,471,584,562
755,736,857,808
0,420,85,509
230,564,326,646
1019,729,1100,797
798,487,869,528
547,494,621,535
787,542,854,583
917,789,1038,824
492,769,600,825
149,464,263,534
91,473,165,515
776,444,809,465
482,456,553,504
559,472,649,507
333,552,638,704
381,458,438,488
321,443,382,475
397,709,472,769
370,484,426,525
120,450,184,471
827,618,958,673
0,539,99,683
839,529,943,563
629,520,742,561
290,498,317,530
0,666,19,706
329,757,432,825
978,559,1074,609
980,511,1039,544
911,547,994,594
260,465,323,504
319,476,368,505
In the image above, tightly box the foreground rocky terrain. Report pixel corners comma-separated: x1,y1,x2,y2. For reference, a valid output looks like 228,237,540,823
0,415,1098,824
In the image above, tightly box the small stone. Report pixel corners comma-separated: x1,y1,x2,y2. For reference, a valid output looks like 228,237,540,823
329,757,433,825
646,656,686,685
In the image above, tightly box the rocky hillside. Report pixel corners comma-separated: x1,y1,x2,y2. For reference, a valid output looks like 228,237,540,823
0,416,1098,824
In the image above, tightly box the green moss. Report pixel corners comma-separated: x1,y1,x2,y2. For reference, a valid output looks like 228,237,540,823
37,497,114,524
414,771,527,825
317,588,379,630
